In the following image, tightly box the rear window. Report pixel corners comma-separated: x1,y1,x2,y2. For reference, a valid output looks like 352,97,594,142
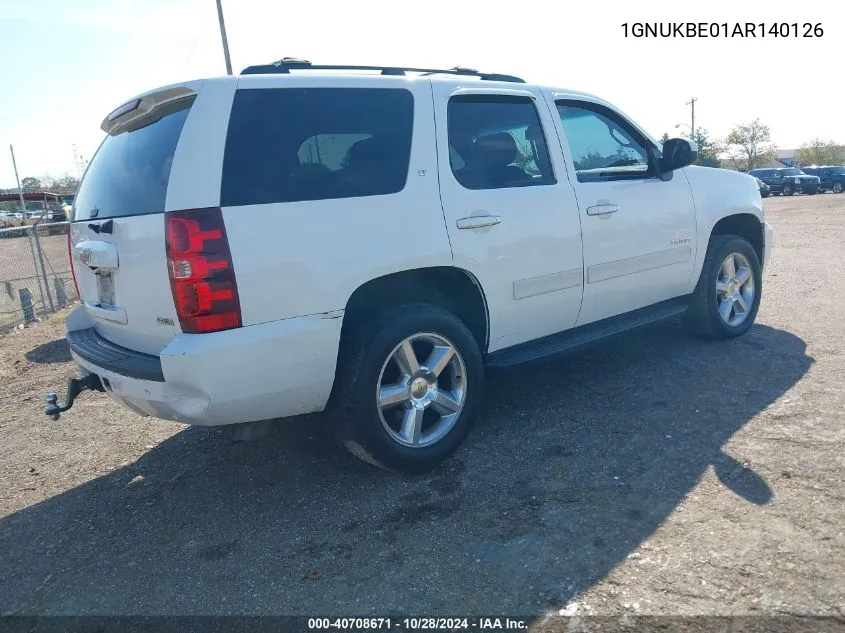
72,98,194,221
221,88,414,207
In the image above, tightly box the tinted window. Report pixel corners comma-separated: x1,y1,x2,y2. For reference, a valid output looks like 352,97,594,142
72,98,194,220
447,95,555,190
557,103,651,183
781,168,804,176
222,88,413,206
828,167,845,175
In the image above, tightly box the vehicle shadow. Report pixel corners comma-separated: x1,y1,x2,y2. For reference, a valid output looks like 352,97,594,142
0,323,811,616
24,339,72,365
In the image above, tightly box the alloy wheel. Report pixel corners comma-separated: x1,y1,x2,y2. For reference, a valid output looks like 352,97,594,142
376,332,467,448
715,252,755,327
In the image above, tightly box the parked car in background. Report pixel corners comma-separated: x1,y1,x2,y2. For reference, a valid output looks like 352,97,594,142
754,177,770,198
748,168,820,196
46,60,772,472
801,166,845,193
0,212,16,228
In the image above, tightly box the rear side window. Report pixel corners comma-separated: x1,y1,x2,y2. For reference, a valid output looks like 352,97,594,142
221,88,414,207
73,98,194,221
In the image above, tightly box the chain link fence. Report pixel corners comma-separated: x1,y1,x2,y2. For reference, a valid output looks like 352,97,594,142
0,220,79,333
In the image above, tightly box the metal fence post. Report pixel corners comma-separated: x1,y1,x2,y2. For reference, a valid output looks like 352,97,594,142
25,226,49,317
31,223,55,313
54,278,68,308
19,287,36,324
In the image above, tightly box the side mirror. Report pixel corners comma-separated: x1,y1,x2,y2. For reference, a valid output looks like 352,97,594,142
660,137,698,174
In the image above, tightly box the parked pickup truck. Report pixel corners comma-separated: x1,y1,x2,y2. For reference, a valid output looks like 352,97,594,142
748,168,820,196
800,166,845,194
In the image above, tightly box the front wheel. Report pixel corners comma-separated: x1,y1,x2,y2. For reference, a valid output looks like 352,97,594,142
782,184,794,196
686,235,762,340
332,304,483,473
833,182,844,194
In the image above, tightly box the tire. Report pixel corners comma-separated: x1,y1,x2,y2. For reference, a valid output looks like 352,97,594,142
833,182,844,194
781,184,794,196
331,303,484,473
686,235,762,340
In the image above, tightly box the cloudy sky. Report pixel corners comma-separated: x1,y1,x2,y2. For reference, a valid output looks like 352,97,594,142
0,0,841,187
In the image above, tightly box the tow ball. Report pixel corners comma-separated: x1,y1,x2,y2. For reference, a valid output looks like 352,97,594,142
44,374,105,420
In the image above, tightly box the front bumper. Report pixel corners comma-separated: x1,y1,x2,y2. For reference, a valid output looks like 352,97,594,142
57,306,344,426
763,221,774,272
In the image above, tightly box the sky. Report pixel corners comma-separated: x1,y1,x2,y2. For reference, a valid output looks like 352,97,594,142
0,0,842,188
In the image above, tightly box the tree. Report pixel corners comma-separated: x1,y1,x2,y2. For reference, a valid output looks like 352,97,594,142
795,139,844,166
20,176,42,192
659,133,670,145
723,119,777,172
51,175,80,191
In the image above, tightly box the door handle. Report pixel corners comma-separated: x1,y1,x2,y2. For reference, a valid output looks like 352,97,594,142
586,204,619,216
456,215,502,229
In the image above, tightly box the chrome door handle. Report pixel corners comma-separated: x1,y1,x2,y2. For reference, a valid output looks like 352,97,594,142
586,204,619,216
456,215,502,229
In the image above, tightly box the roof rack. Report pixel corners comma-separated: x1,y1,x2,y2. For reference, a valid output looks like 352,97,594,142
240,58,525,83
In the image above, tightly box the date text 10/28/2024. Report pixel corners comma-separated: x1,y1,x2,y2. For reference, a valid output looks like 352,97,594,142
308,618,527,630
622,22,823,38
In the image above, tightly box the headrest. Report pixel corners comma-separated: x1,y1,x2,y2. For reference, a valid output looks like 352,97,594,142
472,132,518,167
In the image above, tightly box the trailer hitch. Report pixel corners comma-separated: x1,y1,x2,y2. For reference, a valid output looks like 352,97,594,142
45,374,104,420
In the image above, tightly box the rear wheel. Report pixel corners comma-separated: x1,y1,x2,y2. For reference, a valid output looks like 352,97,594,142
686,235,762,340
332,304,483,473
833,182,844,194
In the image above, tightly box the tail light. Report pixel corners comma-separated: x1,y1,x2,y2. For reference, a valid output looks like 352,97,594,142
165,207,242,334
67,224,80,298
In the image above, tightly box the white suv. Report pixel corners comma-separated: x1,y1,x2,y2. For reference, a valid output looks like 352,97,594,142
47,59,774,472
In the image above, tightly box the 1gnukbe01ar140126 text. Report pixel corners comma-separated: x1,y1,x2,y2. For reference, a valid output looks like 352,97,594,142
622,22,823,38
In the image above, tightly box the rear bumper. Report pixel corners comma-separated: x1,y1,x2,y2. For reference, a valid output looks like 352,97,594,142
65,307,343,426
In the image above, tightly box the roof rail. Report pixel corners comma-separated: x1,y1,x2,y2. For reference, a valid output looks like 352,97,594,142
240,58,525,83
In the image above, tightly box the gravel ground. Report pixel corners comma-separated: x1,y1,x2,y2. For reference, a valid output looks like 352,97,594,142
0,194,843,623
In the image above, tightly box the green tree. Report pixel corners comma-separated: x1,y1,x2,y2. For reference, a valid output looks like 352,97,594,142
689,128,721,168
795,139,844,166
723,119,777,172
20,176,42,192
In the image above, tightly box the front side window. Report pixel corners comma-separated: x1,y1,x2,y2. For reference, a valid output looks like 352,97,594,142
447,95,555,190
557,102,652,183
222,88,414,206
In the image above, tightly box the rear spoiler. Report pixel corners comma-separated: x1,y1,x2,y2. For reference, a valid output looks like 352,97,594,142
101,86,197,135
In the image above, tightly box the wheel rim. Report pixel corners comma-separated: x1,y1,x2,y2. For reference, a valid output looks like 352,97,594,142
783,185,792,195
715,252,755,327
834,183,843,193
376,332,467,448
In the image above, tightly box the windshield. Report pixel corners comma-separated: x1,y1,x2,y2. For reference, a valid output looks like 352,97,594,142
781,168,805,176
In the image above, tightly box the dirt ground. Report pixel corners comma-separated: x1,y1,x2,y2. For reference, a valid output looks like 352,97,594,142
0,194,843,624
